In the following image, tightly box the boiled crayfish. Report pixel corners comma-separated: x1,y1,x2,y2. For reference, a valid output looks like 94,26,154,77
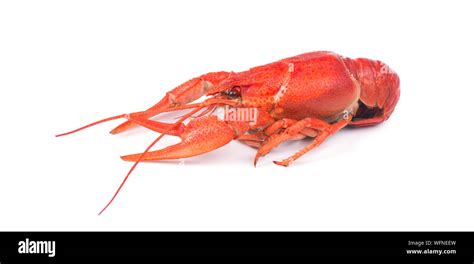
57,51,400,214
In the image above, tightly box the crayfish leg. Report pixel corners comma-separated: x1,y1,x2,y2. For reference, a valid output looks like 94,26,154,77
238,133,267,148
121,116,236,162
110,71,230,135
273,116,352,167
254,117,352,167
125,113,185,136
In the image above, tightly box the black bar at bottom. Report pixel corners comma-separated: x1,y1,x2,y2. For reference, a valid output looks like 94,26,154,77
0,232,473,262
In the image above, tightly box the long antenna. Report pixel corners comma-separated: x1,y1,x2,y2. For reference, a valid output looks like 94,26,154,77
97,107,205,215
55,114,126,137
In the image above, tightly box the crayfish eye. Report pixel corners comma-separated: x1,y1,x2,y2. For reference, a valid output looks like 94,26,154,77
224,86,241,98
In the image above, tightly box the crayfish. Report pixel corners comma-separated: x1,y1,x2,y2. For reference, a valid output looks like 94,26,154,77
57,51,400,214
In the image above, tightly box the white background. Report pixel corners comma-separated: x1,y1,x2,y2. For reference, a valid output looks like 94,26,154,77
1,0,473,231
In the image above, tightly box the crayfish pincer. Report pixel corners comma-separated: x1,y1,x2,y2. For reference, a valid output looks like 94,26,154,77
57,51,400,214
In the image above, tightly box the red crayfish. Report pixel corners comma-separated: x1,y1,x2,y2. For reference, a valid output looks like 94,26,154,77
57,51,400,214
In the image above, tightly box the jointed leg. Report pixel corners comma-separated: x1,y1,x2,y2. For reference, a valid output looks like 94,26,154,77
238,132,267,148
264,118,298,135
274,116,352,166
110,71,231,134
124,113,185,136
254,116,351,166
264,118,319,139
121,116,237,162
238,118,319,149
254,118,331,166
